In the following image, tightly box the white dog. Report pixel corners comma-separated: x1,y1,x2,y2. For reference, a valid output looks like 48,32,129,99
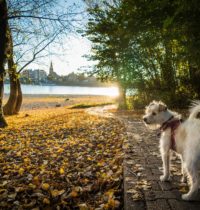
143,100,200,200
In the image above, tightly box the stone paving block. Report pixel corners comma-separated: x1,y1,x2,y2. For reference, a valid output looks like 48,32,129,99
151,168,162,175
159,181,174,191
146,174,160,181
150,181,161,191
168,199,200,210
145,190,179,201
146,199,171,210
125,199,146,210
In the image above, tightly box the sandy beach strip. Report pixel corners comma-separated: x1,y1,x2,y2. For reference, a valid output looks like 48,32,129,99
3,94,116,111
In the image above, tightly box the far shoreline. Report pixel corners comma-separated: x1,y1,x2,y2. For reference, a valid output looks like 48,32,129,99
3,94,118,98
4,83,117,88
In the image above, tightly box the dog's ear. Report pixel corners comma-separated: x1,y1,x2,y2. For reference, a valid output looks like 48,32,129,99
158,102,167,112
149,101,156,107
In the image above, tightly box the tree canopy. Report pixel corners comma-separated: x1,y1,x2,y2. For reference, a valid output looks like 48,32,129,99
85,0,200,108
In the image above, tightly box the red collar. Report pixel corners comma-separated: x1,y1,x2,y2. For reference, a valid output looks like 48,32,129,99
160,117,182,151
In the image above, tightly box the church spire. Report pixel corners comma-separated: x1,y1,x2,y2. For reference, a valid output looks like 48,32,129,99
49,61,54,76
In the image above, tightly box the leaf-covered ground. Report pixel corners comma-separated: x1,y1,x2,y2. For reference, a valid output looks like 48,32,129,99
0,107,126,209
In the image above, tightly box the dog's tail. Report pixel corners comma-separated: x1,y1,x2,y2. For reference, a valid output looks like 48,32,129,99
189,100,200,120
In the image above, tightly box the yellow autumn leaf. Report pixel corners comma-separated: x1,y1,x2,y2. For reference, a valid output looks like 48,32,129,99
87,156,93,161
0,134,6,138
16,151,21,156
33,176,40,185
104,189,114,199
69,190,78,198
41,183,50,191
107,198,120,208
59,167,65,175
43,198,50,205
28,183,36,189
51,189,65,197
57,148,64,153
97,160,105,166
23,157,30,163
79,203,89,210
18,168,24,175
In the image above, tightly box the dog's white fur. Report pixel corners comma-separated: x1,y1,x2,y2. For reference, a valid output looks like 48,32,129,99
143,100,200,200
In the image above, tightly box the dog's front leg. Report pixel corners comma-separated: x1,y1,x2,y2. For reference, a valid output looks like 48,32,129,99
181,157,187,183
160,151,170,181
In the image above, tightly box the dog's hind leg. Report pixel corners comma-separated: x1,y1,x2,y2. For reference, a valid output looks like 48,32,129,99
182,163,199,200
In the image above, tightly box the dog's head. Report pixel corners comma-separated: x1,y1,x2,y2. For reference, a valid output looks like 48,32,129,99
143,101,168,126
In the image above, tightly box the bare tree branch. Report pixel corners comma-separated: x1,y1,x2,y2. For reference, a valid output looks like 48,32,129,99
17,29,63,73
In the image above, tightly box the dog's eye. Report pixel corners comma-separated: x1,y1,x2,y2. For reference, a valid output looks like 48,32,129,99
152,112,156,116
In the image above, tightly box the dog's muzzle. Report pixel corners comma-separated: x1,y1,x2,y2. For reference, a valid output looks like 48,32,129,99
143,117,148,123
143,117,151,125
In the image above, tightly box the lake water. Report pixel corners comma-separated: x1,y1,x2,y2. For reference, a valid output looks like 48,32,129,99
4,84,119,97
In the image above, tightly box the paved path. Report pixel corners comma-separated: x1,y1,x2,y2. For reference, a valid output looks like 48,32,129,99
87,106,200,209
122,116,200,210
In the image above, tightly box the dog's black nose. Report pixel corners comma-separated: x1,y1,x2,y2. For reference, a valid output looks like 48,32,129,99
143,117,147,122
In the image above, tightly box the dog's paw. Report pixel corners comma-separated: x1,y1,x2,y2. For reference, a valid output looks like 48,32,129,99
160,175,170,182
182,193,192,201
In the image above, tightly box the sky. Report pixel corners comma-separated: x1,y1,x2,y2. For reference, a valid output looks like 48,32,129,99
27,0,93,76
31,35,93,76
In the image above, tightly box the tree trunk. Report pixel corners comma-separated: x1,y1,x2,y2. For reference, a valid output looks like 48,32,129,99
14,78,23,114
3,25,20,115
161,39,176,102
118,83,127,109
0,0,8,127
4,75,23,115
0,75,8,127
3,73,18,115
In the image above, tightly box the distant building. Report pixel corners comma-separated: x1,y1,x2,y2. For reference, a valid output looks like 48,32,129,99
19,62,104,86
49,62,54,76
21,69,31,78
48,61,59,79
34,69,47,82
21,69,47,83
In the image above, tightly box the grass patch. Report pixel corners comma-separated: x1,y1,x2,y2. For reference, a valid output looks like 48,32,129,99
69,102,114,109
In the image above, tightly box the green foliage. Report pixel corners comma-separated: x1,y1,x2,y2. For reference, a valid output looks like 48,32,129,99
85,0,200,108
69,102,114,109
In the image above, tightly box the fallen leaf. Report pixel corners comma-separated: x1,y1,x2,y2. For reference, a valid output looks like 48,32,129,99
51,189,65,197
43,198,50,205
18,168,24,175
59,167,65,175
41,183,50,191
68,190,78,198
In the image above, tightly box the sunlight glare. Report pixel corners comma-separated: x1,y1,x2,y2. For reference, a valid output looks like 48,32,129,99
104,86,119,97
